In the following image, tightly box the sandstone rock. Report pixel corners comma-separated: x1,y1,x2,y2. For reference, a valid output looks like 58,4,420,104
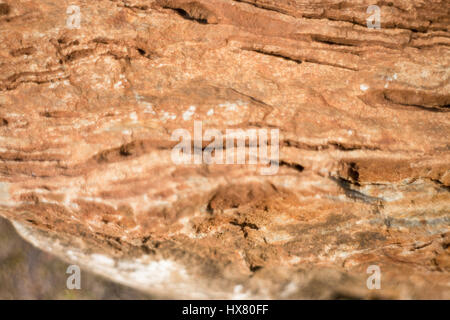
0,0,449,299
0,217,150,299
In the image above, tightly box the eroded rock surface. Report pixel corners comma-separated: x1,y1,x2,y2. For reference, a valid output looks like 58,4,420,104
0,0,449,299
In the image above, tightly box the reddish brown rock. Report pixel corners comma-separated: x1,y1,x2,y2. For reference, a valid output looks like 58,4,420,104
0,0,449,299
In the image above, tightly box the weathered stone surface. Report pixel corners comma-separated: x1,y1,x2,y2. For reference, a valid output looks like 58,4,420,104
0,217,150,299
0,0,449,299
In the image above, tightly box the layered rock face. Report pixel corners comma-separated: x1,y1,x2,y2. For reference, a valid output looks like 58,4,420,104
0,0,449,299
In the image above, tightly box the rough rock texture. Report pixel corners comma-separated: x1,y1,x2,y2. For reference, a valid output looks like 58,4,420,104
0,0,449,299
0,217,150,299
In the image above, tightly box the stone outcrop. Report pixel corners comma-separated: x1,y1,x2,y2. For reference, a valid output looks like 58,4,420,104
0,217,150,299
0,0,449,299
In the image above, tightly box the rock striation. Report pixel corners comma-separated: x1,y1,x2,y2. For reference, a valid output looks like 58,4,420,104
0,0,449,298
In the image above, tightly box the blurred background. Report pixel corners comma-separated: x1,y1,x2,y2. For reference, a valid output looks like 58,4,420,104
0,216,151,299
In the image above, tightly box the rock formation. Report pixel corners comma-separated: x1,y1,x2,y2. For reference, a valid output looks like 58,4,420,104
0,0,449,299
